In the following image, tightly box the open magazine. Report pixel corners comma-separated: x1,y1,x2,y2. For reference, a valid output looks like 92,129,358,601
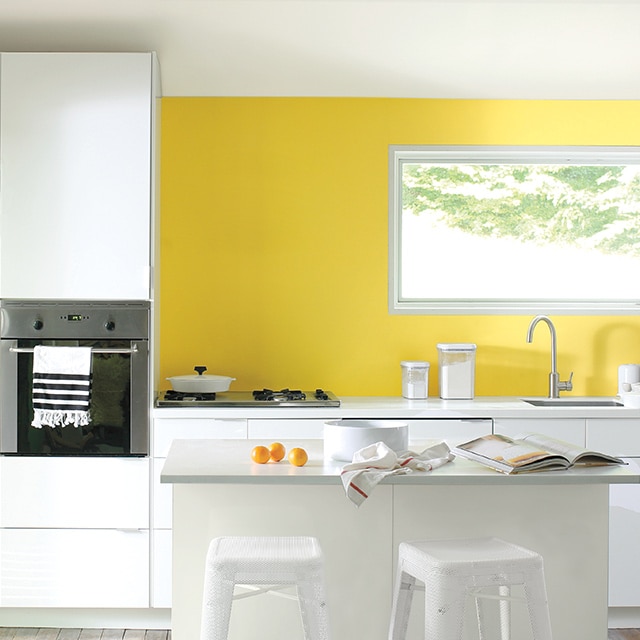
453,433,625,474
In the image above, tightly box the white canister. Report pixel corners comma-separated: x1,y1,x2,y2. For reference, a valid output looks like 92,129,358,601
437,343,477,399
618,364,640,395
400,361,429,399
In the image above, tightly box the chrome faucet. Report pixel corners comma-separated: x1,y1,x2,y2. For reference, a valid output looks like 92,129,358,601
526,315,573,399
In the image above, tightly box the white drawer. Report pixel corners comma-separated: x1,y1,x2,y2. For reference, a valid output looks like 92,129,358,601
0,528,149,608
493,418,585,446
407,418,492,448
587,418,640,456
247,419,327,439
0,457,149,528
153,418,247,456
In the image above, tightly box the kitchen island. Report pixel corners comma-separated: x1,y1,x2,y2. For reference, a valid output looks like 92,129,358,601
161,438,639,640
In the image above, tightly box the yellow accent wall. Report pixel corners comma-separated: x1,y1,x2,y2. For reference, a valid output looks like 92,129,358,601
159,98,640,397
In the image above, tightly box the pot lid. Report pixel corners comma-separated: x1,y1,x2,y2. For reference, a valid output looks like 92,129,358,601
167,366,235,382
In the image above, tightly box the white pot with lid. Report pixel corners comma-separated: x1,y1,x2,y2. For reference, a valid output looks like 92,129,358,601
167,366,236,393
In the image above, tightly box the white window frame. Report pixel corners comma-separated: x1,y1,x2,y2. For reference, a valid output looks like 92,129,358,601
389,145,640,315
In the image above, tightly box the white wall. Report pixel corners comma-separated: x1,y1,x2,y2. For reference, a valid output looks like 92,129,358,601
0,0,638,98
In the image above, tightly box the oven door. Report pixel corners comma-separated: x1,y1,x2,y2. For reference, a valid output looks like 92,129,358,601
0,338,149,455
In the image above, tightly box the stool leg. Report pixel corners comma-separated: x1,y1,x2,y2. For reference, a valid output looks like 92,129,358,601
297,571,331,640
498,585,511,640
424,576,466,640
524,569,553,640
200,569,235,640
388,568,417,640
476,586,512,640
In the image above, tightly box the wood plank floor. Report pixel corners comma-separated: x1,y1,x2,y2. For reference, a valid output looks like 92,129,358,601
0,632,170,640
0,630,636,640
13,632,633,640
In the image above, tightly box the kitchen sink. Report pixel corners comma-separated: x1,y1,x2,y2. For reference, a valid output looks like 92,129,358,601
522,397,623,407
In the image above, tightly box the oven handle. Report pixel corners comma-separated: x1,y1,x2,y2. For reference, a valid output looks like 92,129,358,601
9,346,138,354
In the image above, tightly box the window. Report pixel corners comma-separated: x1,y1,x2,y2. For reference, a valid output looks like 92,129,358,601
389,145,640,315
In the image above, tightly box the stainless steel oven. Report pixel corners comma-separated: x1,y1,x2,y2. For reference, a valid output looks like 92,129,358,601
0,300,149,456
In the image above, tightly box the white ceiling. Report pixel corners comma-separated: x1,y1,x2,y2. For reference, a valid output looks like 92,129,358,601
0,1,639,98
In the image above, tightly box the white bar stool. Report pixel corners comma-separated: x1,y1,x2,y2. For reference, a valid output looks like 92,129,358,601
388,537,553,640
200,536,331,640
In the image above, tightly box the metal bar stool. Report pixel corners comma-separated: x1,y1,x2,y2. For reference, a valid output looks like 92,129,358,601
200,536,331,640
388,537,553,640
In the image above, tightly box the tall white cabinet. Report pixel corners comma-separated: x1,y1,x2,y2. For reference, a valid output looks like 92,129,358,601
0,52,159,300
0,52,161,623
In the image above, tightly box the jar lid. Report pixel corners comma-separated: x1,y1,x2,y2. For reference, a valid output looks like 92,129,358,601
436,343,477,351
400,360,430,368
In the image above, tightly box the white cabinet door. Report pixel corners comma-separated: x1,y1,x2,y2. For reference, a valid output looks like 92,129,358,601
407,418,492,448
609,460,640,607
0,52,155,300
0,457,149,528
152,418,247,529
152,528,172,609
0,528,149,607
586,418,640,457
153,418,247,457
493,417,585,445
587,419,640,607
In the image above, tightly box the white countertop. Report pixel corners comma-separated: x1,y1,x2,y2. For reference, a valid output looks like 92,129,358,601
153,395,640,419
160,438,640,486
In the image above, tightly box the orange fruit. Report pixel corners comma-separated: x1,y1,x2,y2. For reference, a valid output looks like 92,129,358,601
251,445,270,464
288,447,308,467
269,442,286,462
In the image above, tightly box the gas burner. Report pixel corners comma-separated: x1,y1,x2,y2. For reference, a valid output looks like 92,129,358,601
157,388,340,407
252,388,306,402
164,389,217,402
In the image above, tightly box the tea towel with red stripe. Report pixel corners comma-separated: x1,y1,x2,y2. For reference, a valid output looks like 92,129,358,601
32,345,92,428
340,441,454,507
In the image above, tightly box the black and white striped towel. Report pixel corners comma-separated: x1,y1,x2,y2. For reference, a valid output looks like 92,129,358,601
31,346,92,429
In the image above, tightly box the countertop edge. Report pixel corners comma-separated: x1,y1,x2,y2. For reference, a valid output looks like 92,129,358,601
160,439,640,486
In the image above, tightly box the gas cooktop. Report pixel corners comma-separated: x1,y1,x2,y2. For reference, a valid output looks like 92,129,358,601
156,388,340,408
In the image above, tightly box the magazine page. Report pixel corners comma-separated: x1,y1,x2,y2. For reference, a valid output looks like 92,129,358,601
519,433,624,466
456,434,567,469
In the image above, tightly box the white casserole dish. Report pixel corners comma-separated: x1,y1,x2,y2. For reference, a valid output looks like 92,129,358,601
167,373,235,393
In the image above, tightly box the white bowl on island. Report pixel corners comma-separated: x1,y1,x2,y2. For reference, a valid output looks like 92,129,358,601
324,419,409,462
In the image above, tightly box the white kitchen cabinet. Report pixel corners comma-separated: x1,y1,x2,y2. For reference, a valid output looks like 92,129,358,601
0,457,149,608
0,52,160,300
247,418,327,439
152,418,247,529
152,529,172,609
493,417,585,445
586,418,640,610
0,457,149,528
0,528,149,607
407,418,492,448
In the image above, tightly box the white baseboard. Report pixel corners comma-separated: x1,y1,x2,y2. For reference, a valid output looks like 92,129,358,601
0,608,171,629
609,607,640,628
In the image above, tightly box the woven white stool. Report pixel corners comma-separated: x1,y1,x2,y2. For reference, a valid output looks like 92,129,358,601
200,536,330,640
388,537,553,640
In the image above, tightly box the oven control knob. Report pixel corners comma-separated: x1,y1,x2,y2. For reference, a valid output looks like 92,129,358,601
104,321,116,332
33,319,43,331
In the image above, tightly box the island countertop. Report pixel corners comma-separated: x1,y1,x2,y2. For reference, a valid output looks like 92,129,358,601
160,438,640,486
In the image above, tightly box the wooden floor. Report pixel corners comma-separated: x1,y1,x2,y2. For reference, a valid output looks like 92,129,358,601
0,632,170,640
0,630,635,640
